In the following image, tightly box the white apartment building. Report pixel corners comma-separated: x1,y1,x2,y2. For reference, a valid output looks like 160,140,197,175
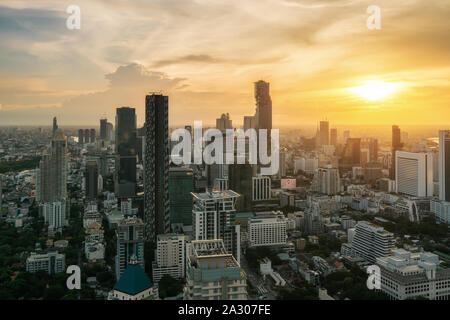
248,212,287,247
377,249,450,300
430,200,450,224
184,239,247,300
40,201,68,230
26,251,65,274
192,190,241,264
352,221,395,263
152,233,187,283
252,175,271,201
395,151,433,197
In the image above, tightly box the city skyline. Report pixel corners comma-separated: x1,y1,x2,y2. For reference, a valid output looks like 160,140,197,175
1,1,450,127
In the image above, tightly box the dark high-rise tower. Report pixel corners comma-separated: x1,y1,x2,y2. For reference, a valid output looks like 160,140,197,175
144,94,170,242
100,118,108,140
330,128,338,147
339,138,361,173
90,128,96,143
78,129,84,145
85,160,98,201
319,121,329,146
368,138,379,163
52,117,58,135
84,129,90,143
254,80,272,158
115,107,137,198
391,125,402,179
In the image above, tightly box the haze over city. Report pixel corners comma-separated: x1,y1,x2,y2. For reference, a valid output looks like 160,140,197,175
1,0,450,127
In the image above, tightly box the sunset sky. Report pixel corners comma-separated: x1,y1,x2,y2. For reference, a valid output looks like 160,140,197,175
0,0,449,127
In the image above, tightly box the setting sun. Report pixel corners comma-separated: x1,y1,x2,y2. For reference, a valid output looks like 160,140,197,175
349,80,399,101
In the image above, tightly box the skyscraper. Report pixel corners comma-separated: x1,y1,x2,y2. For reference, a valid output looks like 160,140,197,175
84,129,90,143
439,130,450,201
391,125,402,179
90,128,96,143
339,138,361,173
254,80,272,155
330,128,337,147
100,118,108,140
169,167,194,228
144,94,170,242
368,138,379,163
52,117,58,136
78,129,84,145
37,129,68,203
85,160,99,201
319,121,329,146
115,107,137,198
228,162,255,212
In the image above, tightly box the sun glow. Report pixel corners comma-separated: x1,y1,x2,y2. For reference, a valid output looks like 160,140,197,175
349,80,398,101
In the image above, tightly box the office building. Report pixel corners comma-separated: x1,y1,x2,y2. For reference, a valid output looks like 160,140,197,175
330,128,337,147
184,239,247,300
254,80,272,155
311,166,341,195
152,234,187,283
391,125,402,179
216,113,232,131
352,221,395,263
439,130,450,201
248,212,288,247
169,167,194,227
37,129,68,203
339,138,361,173
191,190,241,263
85,160,99,201
52,117,58,135
395,151,433,197
229,163,255,212
319,121,329,146
376,249,450,300
115,216,145,280
100,118,108,140
144,94,170,242
84,129,90,143
78,129,84,144
368,138,379,162
115,107,137,198
252,175,271,201
244,116,256,131
26,251,65,274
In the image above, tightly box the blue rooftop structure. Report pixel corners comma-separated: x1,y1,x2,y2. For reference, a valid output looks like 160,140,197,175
113,263,152,296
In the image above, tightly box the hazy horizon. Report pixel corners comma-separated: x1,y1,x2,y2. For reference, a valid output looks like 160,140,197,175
1,0,450,127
